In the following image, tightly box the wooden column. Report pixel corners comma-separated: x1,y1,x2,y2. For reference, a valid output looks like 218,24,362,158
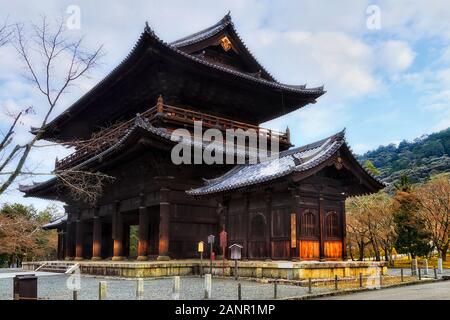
112,202,124,261
65,220,74,260
57,231,63,260
265,190,272,260
157,188,170,261
244,193,250,259
341,199,347,261
319,195,325,261
291,190,300,260
75,215,84,261
137,206,149,261
92,213,102,260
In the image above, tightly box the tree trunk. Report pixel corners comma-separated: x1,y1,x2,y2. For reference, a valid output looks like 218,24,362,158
358,241,365,261
440,244,448,261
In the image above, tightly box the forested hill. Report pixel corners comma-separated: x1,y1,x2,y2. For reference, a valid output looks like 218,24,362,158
358,127,450,188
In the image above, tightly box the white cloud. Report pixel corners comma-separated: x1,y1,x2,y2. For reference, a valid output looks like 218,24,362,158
379,40,415,74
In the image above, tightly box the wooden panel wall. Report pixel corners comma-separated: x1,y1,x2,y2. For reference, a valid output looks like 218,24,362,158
299,240,320,260
324,241,342,259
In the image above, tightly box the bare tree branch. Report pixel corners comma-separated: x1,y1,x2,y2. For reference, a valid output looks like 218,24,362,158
0,16,104,196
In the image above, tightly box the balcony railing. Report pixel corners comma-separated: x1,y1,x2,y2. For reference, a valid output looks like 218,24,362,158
55,97,290,170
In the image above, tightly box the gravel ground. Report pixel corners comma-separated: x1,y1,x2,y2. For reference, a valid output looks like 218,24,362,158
0,273,330,300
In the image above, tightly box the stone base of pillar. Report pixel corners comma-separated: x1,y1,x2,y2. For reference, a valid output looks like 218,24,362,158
65,257,74,261
137,255,148,261
157,255,170,261
112,256,124,261
74,257,84,261
91,256,102,261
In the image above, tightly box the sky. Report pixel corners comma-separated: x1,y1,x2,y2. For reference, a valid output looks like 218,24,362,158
1,0,450,212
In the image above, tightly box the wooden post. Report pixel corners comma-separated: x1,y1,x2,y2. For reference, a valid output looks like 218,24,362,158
57,231,62,260
65,220,74,260
359,273,363,288
112,202,124,261
237,283,241,300
319,196,325,261
340,199,347,260
245,194,250,259
273,280,278,299
92,214,102,260
308,278,312,294
173,276,180,300
434,268,438,279
401,269,404,282
418,268,421,280
157,188,170,261
137,206,149,261
136,278,144,300
265,191,272,259
75,215,84,261
334,275,338,290
99,281,107,300
73,290,78,300
204,274,212,299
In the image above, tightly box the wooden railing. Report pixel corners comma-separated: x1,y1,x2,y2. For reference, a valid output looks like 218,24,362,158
55,99,289,170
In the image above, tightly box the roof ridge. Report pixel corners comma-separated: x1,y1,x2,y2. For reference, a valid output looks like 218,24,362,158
170,13,231,47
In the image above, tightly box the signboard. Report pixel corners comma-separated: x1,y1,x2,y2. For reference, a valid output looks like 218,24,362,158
229,244,243,260
198,241,204,253
207,234,215,244
290,213,297,248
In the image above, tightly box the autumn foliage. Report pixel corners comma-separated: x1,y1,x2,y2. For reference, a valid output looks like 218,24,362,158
346,174,450,262
0,203,57,266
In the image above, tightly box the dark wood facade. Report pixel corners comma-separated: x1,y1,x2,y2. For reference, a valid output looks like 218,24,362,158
22,14,383,261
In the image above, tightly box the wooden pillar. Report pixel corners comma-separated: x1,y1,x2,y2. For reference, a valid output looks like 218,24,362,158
319,195,325,261
157,188,170,261
57,231,63,260
92,213,102,260
65,220,74,260
112,202,124,261
265,190,272,260
291,190,300,260
137,206,149,261
75,215,84,261
341,199,347,261
244,193,250,259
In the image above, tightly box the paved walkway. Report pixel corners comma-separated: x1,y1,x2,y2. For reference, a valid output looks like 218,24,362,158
318,280,450,300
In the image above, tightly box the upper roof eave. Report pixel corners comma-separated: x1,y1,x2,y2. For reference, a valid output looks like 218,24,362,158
38,18,325,141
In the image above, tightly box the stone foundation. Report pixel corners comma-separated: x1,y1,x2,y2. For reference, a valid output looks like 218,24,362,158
22,260,387,279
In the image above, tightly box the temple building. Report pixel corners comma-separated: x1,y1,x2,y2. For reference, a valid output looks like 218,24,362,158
21,14,383,262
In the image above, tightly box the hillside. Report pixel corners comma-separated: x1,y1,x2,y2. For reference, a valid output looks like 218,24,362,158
358,127,450,188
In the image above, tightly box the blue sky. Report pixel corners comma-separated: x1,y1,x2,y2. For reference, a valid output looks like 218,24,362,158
1,0,450,211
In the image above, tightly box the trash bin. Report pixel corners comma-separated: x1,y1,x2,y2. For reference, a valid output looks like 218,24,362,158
13,274,38,300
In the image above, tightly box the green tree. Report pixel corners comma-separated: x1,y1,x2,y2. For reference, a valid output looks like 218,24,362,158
393,191,432,258
363,160,381,176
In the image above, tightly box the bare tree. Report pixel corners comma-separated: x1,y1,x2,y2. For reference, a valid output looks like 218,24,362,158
0,19,11,47
0,16,104,197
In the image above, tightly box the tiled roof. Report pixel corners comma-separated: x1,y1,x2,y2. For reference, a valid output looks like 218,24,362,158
42,214,67,230
171,13,232,48
187,129,382,195
20,114,256,195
